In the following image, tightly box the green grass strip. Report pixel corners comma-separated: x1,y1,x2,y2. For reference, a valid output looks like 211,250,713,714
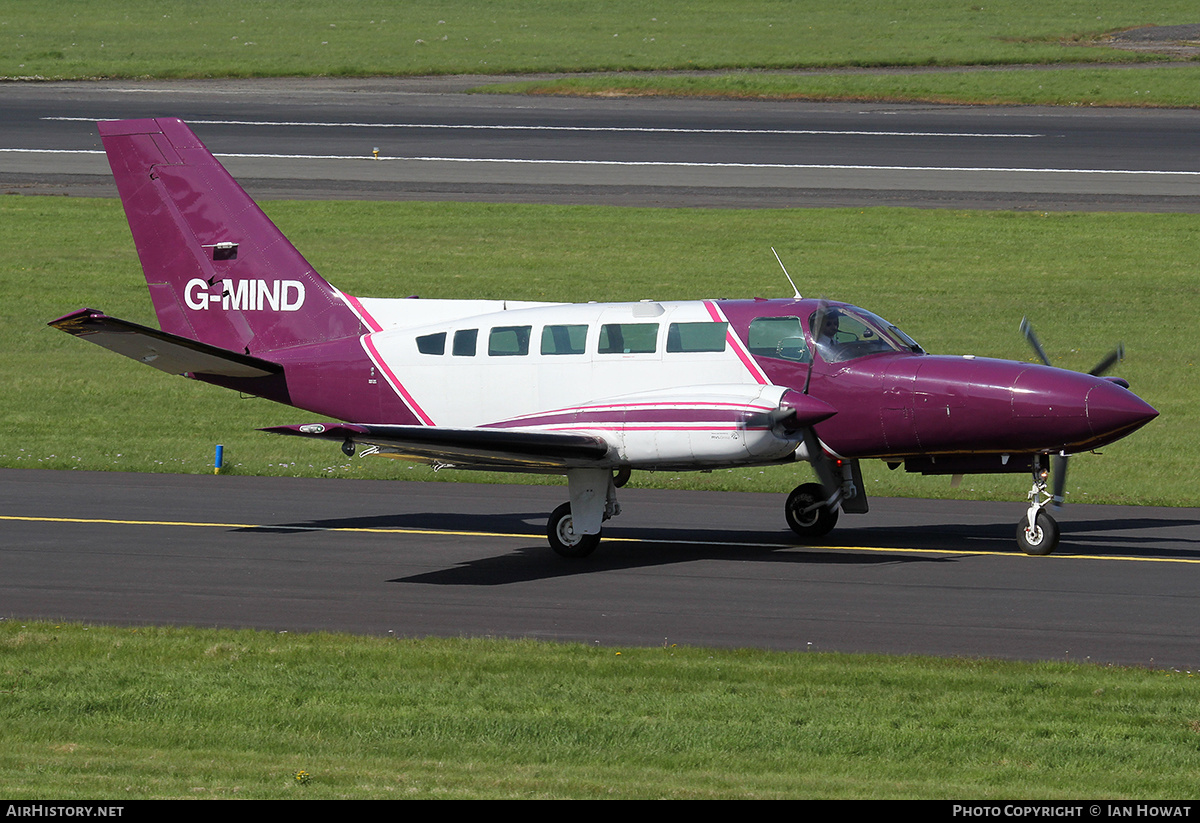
2,621,1199,798
2,1,1194,81
483,64,1200,108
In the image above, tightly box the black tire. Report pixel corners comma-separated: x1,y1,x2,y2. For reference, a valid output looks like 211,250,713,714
1016,510,1060,556
547,502,601,558
785,483,839,538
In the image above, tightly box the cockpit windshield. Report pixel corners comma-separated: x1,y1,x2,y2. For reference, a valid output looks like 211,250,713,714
809,306,923,363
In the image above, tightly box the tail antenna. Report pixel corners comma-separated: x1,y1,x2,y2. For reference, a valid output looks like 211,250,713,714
771,247,802,299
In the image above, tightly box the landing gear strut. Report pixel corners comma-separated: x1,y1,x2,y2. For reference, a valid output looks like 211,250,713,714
1017,457,1060,555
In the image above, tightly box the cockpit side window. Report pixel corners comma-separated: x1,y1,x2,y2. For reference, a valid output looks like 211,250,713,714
808,307,923,362
748,316,810,363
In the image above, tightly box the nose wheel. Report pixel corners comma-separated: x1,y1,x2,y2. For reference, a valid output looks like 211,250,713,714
1017,509,1059,556
1017,459,1061,555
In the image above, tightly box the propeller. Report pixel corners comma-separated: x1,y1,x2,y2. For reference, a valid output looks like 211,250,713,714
802,297,832,395
1087,343,1126,378
1019,317,1125,377
1019,317,1126,511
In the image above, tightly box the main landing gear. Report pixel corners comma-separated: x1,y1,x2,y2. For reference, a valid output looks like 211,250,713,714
1017,458,1061,556
783,458,867,539
784,482,839,537
546,468,622,559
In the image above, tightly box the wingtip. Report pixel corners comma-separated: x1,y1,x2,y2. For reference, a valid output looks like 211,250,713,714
48,308,105,331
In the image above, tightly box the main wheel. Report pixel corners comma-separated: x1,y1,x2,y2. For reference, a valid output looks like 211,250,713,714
785,483,839,538
547,502,601,558
1016,510,1060,556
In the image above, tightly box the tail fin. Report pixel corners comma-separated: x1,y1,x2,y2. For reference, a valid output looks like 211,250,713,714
99,118,364,354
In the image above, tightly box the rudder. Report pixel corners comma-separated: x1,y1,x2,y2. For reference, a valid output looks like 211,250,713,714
99,118,364,354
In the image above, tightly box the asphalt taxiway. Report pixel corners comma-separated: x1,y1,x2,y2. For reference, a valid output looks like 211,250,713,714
4,469,1198,667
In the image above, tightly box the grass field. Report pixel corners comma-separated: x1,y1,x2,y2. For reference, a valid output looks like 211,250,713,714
4,2,1200,107
0,1,1172,78
4,197,1190,506
3,622,1199,799
5,3,1198,800
483,63,1200,107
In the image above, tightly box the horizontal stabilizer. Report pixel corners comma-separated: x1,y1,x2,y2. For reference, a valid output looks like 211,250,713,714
49,309,282,378
263,423,612,471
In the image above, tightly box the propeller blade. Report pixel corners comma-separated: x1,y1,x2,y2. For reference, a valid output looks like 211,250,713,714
1050,452,1069,511
801,426,842,509
811,299,831,340
1088,343,1125,377
803,298,831,395
1020,317,1052,367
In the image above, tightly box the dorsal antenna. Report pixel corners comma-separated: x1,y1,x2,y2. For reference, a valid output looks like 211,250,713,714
771,247,802,299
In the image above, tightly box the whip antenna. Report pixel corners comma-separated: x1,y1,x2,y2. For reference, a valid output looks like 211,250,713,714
771,247,801,299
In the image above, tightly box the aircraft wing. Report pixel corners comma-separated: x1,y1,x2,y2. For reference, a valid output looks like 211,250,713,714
262,423,614,471
49,309,282,378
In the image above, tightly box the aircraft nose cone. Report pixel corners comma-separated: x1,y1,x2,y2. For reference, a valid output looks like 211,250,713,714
1087,379,1158,440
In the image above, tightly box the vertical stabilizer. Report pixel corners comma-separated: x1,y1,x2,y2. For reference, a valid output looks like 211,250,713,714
99,118,364,354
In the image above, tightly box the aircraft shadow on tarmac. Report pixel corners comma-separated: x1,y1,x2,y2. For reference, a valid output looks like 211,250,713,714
1054,516,1200,557
236,510,545,536
392,538,962,587
234,510,959,585
236,509,1200,586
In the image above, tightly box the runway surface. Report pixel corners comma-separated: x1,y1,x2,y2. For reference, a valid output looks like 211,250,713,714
3,77,1200,210
4,470,1199,667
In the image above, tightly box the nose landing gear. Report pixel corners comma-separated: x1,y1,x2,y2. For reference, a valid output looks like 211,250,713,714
1017,456,1061,556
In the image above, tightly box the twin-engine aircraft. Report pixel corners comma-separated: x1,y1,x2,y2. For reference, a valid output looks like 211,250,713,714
51,118,1157,557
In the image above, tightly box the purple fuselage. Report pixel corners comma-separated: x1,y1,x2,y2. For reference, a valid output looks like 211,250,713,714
718,299,1156,461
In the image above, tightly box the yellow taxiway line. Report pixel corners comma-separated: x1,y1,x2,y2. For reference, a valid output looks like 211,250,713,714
4,514,1195,564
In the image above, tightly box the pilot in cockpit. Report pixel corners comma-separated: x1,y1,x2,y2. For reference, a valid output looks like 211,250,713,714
812,309,842,352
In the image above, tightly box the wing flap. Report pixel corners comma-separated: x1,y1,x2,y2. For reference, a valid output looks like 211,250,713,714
262,423,613,471
49,309,282,378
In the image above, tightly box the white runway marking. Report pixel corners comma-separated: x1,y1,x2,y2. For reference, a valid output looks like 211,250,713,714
6,146,1199,177
43,115,1042,139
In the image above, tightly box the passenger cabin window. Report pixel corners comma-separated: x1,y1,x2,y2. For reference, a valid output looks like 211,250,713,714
488,325,531,356
541,324,587,355
748,316,810,363
416,332,446,355
452,329,478,357
666,322,727,353
598,323,658,354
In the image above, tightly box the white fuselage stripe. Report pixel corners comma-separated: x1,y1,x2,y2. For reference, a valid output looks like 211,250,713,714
360,335,434,425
